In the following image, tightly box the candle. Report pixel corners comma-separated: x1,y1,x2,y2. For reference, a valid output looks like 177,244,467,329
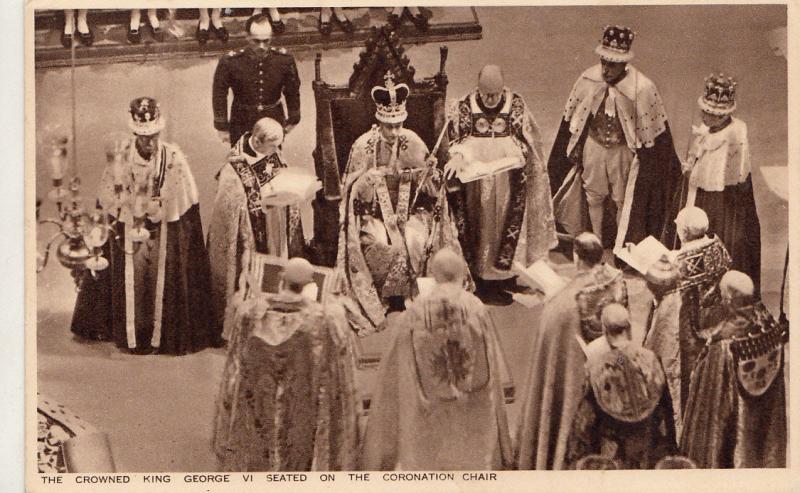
86,227,104,248
132,193,145,218
49,153,64,181
111,155,124,187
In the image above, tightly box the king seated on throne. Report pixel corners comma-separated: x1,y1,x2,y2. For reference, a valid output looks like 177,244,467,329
334,72,469,335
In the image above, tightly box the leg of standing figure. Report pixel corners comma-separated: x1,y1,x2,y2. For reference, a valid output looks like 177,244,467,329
198,9,210,29
318,8,332,35
588,202,605,246
76,9,93,46
128,10,142,44
332,7,353,33
387,6,404,27
76,10,89,33
197,9,210,45
63,10,75,35
61,10,75,48
129,9,140,30
582,138,611,245
148,9,164,41
609,147,634,236
267,8,285,34
408,6,429,31
211,8,228,42
210,8,223,28
147,9,160,29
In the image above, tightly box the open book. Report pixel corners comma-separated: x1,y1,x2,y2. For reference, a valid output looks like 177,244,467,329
616,236,672,275
457,156,525,183
261,168,323,206
513,260,567,301
416,277,436,297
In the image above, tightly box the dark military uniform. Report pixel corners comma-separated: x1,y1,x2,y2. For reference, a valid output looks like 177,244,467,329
212,46,301,146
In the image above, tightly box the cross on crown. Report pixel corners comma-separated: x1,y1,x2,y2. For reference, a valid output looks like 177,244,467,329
371,70,410,123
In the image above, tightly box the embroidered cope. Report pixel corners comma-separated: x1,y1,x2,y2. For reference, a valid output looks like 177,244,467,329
446,89,557,278
360,284,512,470
334,126,468,335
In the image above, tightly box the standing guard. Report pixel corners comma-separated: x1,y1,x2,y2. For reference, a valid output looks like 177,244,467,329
212,14,300,146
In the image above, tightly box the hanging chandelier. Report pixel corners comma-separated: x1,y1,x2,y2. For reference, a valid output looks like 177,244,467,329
36,132,107,284
37,129,169,287
36,38,164,288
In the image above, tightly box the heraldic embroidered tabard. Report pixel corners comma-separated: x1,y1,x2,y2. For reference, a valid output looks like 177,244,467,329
681,302,787,468
360,283,512,470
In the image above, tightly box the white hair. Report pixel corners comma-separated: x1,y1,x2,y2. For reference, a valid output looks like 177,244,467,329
675,206,709,241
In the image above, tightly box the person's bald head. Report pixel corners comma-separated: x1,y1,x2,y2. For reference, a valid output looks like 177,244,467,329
478,65,505,108
574,232,604,267
430,248,465,285
283,257,315,293
675,206,709,243
251,117,284,155
720,270,755,308
601,303,631,339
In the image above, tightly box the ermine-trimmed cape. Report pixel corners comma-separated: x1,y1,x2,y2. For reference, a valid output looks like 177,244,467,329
548,64,682,254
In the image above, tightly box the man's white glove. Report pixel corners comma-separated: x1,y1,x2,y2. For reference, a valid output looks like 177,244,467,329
444,153,466,180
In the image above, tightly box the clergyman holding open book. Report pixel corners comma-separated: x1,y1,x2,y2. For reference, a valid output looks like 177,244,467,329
444,64,557,306
207,117,315,342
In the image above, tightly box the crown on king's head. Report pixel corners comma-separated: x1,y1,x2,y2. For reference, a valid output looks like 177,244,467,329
371,71,410,124
129,97,160,124
128,97,165,136
595,25,636,62
699,73,737,115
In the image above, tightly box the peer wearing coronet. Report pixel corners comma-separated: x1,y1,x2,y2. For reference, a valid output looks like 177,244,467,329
548,25,682,259
661,74,762,297
71,97,221,355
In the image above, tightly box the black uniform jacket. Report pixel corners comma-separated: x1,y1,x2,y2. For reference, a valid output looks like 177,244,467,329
212,46,301,144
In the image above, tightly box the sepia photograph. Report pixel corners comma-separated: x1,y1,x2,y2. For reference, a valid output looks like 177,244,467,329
26,1,794,491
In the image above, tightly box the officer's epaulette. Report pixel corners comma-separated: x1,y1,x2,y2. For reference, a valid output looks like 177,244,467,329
226,48,246,58
270,46,289,56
